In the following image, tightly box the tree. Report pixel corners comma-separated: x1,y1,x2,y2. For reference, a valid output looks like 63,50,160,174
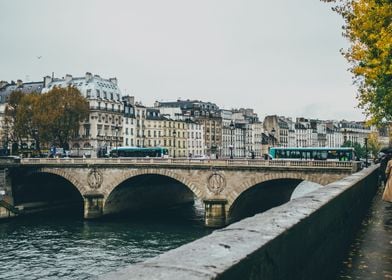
34,86,89,149
341,140,366,158
4,90,25,148
4,86,89,153
367,132,381,159
321,0,392,125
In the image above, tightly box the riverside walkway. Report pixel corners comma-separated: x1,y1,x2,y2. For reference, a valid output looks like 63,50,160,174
337,188,392,279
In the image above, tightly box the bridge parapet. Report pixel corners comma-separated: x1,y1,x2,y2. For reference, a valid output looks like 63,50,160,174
20,158,360,171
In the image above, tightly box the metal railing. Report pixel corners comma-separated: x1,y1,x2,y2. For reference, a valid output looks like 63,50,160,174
20,158,359,170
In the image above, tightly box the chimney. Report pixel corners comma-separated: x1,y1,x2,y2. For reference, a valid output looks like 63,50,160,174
85,72,92,81
0,81,8,89
123,95,135,105
16,79,23,87
44,76,52,88
65,74,73,83
109,77,118,85
154,101,160,108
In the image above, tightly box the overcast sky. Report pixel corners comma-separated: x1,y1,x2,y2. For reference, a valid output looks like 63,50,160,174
0,0,364,121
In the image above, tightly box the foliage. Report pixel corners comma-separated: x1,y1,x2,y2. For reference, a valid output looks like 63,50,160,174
4,90,25,144
35,86,89,149
321,0,392,125
4,86,89,151
341,140,366,158
367,132,381,158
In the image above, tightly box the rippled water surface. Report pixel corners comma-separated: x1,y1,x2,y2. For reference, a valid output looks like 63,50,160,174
0,203,212,280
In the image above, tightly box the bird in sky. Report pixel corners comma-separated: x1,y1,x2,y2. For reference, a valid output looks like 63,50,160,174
37,56,42,59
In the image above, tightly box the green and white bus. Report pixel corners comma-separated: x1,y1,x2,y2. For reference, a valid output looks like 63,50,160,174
110,147,169,158
269,147,356,161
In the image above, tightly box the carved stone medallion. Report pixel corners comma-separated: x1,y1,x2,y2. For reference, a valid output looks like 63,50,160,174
207,173,226,194
87,168,103,189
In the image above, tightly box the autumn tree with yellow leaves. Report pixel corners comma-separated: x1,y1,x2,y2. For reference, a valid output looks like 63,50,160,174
4,86,89,153
322,0,392,125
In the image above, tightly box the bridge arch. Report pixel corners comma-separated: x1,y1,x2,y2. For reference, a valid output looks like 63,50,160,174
103,169,203,216
13,168,85,216
32,168,87,196
227,172,324,206
227,172,325,224
103,168,202,199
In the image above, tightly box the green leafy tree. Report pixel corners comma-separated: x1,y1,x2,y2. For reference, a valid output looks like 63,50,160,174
321,0,392,125
342,140,366,158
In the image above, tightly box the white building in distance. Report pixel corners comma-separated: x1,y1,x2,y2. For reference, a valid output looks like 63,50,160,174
41,73,123,157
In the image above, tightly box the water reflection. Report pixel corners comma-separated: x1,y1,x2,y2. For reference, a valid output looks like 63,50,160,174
0,200,212,280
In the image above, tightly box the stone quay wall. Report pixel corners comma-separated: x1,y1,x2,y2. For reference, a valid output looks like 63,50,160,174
99,164,379,280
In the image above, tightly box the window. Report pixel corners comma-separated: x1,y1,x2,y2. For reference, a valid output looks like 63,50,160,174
86,89,91,98
97,125,102,136
96,89,100,98
104,91,107,99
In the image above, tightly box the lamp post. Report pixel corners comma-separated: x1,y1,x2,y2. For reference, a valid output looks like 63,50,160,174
364,137,368,167
230,121,234,159
173,130,177,158
32,128,39,156
243,126,247,158
115,125,119,157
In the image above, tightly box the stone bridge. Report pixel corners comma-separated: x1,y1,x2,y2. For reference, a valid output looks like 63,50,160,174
11,158,360,227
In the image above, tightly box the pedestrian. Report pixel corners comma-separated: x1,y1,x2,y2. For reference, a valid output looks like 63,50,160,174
382,158,392,202
380,153,392,184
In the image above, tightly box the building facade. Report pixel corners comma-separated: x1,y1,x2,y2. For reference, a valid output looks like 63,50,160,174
41,73,123,157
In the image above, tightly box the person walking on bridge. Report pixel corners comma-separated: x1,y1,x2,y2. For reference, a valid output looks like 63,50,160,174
382,158,392,202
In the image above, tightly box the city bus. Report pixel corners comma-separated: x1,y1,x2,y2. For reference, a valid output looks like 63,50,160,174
110,147,169,158
269,147,356,161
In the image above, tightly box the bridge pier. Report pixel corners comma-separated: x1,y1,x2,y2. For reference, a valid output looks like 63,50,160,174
204,199,227,228
83,193,104,219
0,168,19,219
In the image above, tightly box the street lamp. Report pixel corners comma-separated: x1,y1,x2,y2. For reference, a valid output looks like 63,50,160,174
173,130,177,158
230,121,235,159
32,128,39,156
115,125,119,157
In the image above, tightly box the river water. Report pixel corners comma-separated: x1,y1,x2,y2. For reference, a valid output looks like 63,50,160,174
0,201,212,280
